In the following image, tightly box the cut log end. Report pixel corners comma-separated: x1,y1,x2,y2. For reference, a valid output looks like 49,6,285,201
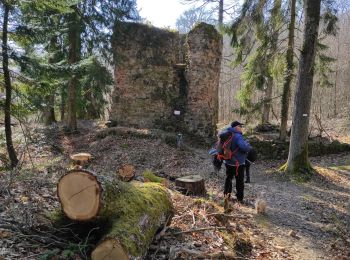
91,239,129,260
57,170,102,220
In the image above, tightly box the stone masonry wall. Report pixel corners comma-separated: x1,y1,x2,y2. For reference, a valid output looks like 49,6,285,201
185,23,223,137
110,22,222,137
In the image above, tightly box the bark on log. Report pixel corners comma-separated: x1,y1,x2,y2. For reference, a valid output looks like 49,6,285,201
57,169,174,259
175,175,206,196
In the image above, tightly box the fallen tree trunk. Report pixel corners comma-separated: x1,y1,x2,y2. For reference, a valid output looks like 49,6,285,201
57,169,174,260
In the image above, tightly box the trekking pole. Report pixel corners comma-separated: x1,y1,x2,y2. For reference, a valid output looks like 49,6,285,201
176,133,183,149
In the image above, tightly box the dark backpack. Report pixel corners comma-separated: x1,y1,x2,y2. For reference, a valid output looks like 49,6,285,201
212,154,223,171
210,131,238,171
247,148,257,163
216,131,237,161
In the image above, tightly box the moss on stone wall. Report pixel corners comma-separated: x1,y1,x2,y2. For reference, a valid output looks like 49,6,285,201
113,22,179,68
249,136,350,160
190,22,222,41
113,22,178,49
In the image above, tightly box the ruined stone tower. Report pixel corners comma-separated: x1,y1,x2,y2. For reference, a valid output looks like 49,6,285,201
110,22,222,137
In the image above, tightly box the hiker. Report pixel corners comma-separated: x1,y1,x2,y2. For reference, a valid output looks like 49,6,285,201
245,159,251,183
222,121,252,202
245,149,257,183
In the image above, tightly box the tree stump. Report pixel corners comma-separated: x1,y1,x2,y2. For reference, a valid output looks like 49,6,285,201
57,169,174,259
175,175,206,196
117,164,135,182
70,152,92,168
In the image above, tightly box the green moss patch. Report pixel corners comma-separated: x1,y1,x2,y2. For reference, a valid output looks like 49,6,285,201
143,170,165,183
100,181,173,257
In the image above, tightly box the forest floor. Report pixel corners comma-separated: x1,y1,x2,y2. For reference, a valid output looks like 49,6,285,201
0,120,349,259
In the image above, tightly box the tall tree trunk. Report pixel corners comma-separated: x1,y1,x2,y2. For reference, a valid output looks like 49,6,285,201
60,87,66,121
286,0,321,173
43,36,59,125
279,0,296,140
261,77,273,124
333,31,340,117
262,0,281,125
66,11,80,131
218,0,224,25
2,3,19,168
43,94,56,125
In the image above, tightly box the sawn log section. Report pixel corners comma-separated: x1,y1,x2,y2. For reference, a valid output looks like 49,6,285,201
57,169,174,260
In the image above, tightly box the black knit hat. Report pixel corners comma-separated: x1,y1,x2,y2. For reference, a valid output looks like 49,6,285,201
231,121,244,128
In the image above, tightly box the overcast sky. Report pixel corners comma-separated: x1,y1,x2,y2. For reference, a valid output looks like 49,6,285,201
137,0,195,28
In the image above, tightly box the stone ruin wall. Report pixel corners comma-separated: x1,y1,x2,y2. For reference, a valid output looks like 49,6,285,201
110,22,222,137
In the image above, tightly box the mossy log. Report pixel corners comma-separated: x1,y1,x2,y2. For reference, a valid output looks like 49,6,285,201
57,170,174,259
93,182,173,260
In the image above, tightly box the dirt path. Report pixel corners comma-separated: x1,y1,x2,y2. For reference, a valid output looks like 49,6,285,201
238,155,350,260
161,143,350,259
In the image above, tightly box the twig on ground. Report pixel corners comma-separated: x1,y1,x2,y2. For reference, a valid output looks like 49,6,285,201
169,226,226,236
155,215,172,241
190,210,196,228
207,212,251,218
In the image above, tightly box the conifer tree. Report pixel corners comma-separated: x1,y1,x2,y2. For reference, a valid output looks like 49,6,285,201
14,0,139,131
42,35,60,125
64,0,139,131
263,0,281,124
1,0,136,164
225,0,284,123
0,0,74,166
279,0,296,140
66,8,81,131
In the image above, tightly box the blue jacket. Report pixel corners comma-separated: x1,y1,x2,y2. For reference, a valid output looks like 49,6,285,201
221,127,251,166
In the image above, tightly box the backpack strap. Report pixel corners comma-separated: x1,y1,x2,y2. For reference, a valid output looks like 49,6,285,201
217,133,242,176
230,147,240,176
235,161,240,176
